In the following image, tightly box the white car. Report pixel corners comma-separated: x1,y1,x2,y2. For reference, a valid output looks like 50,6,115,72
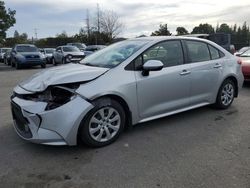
52,46,85,65
0,47,12,62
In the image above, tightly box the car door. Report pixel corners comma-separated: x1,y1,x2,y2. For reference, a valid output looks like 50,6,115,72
135,40,191,119
184,40,222,105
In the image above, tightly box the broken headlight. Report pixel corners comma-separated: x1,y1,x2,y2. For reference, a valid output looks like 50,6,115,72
24,85,79,111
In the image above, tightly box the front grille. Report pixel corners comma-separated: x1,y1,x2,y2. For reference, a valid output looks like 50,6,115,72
25,55,40,59
11,101,32,138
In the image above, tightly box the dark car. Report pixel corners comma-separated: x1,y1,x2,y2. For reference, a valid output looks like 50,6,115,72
10,44,46,69
85,45,106,52
84,45,107,57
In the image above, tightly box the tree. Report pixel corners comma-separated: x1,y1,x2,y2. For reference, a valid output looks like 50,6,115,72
216,23,232,33
0,1,16,42
176,27,189,35
191,23,214,34
13,30,19,38
151,24,171,36
56,31,68,38
100,10,123,40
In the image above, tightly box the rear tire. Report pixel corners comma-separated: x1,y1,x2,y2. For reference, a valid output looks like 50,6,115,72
11,59,15,67
52,57,57,66
79,98,125,147
16,62,21,70
214,79,235,109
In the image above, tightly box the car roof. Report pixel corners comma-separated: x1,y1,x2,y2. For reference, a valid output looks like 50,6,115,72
127,36,212,43
15,44,36,47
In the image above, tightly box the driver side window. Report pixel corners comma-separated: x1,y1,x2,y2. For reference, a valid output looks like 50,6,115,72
134,40,184,70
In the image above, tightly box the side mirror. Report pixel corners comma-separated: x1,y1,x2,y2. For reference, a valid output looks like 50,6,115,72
142,60,164,76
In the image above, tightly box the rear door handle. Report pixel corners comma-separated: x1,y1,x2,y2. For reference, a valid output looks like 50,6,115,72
213,63,222,68
180,70,191,76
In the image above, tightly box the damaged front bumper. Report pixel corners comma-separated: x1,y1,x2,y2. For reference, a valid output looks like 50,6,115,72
11,86,94,146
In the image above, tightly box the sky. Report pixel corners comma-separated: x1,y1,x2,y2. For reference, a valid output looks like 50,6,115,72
4,0,250,39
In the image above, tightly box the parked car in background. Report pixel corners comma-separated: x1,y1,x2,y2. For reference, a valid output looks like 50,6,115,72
67,43,87,51
10,36,243,147
10,44,46,69
52,46,85,65
238,49,250,81
83,45,107,57
234,46,250,56
0,48,12,62
4,50,12,65
85,45,106,52
42,48,55,64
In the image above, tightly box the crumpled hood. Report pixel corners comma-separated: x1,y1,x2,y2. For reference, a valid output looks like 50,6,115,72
19,63,109,92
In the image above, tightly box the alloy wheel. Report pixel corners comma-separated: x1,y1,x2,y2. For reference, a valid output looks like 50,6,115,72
221,83,234,106
89,107,121,142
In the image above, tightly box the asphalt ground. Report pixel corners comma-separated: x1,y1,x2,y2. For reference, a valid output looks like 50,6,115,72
0,63,249,188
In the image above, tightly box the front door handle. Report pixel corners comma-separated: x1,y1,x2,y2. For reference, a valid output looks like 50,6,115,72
213,63,222,68
180,70,191,76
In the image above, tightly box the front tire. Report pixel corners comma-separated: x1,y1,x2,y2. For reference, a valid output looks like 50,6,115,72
41,63,46,68
215,79,235,109
79,98,125,147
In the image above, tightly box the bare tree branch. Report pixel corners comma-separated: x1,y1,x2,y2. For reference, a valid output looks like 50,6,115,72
100,10,124,39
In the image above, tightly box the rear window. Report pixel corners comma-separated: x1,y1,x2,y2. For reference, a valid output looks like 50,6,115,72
186,41,210,63
208,45,220,60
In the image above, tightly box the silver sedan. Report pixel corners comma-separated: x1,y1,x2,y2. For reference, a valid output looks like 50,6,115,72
11,36,244,147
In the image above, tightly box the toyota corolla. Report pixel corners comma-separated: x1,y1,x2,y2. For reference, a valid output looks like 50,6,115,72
11,37,244,147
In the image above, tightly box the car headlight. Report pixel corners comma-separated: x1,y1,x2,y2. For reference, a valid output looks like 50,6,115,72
40,53,46,59
16,54,25,60
24,85,79,111
67,55,73,59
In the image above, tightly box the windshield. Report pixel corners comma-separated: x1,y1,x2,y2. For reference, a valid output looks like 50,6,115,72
16,46,38,52
2,48,11,53
81,40,149,68
238,47,250,53
45,49,55,54
240,49,250,57
63,46,80,52
72,43,86,49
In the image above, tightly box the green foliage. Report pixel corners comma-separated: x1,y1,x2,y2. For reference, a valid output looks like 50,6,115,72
4,30,28,47
0,1,16,43
176,27,189,35
216,23,232,33
191,23,215,34
151,24,171,36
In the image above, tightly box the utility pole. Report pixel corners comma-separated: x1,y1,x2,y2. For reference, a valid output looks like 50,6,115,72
86,9,90,39
34,28,38,40
96,3,100,45
97,3,100,33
